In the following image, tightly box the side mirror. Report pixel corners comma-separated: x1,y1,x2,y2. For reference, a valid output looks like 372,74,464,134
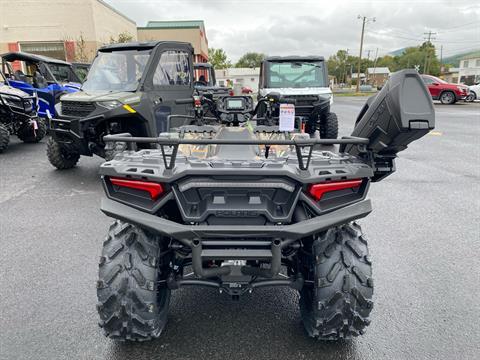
432,82,439,86
266,91,281,102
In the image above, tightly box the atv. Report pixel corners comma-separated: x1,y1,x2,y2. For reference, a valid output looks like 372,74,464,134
47,41,195,170
95,69,434,341
194,62,231,97
1,52,81,118
258,56,338,139
0,69,46,152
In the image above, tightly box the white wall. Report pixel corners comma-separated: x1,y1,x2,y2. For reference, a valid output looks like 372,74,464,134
215,67,260,90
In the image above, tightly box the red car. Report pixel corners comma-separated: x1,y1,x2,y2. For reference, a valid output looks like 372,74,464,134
421,75,469,104
241,86,253,94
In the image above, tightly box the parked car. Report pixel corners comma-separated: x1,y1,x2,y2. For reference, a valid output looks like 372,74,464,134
241,86,253,94
465,83,480,102
421,75,469,104
1,52,81,117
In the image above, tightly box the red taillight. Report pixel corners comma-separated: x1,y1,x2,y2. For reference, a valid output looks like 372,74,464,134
307,179,363,201
110,178,164,200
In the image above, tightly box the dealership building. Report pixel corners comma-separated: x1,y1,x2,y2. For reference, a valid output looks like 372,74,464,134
137,20,209,64
1,0,210,66
0,0,137,62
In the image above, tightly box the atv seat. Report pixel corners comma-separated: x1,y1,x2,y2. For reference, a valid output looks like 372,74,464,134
14,70,27,83
33,72,48,89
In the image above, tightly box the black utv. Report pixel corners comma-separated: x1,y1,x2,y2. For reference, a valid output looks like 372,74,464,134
258,56,338,138
0,70,46,152
95,69,434,341
47,41,195,169
194,62,231,97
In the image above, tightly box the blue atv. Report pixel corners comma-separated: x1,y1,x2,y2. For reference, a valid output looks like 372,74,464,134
1,52,81,118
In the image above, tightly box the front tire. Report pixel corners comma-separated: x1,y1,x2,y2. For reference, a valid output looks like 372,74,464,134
300,222,373,340
97,221,171,342
0,123,10,152
46,137,80,169
440,91,456,105
17,118,47,143
319,112,339,139
465,91,476,102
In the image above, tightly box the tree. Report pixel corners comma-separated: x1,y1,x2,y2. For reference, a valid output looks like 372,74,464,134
208,48,231,69
74,33,90,63
235,52,266,68
109,31,134,44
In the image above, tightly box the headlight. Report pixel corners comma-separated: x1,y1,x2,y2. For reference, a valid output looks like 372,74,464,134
457,86,468,93
97,100,122,110
1,95,22,108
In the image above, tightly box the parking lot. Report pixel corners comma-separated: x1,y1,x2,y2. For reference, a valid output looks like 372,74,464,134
0,97,479,360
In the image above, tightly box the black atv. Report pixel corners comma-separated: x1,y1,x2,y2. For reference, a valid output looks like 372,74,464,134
95,69,434,341
0,70,46,152
47,41,196,169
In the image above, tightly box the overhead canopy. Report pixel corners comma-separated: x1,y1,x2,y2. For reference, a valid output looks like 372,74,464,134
99,41,191,52
1,51,72,66
264,56,325,62
194,63,213,69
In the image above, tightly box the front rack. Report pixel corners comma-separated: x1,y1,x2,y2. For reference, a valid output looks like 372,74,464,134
0,91,37,116
103,134,369,171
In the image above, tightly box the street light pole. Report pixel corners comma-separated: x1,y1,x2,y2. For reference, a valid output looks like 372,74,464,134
356,15,375,93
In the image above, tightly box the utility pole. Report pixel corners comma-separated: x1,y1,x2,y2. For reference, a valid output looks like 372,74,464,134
372,47,379,87
423,30,436,74
341,48,349,84
440,45,443,75
356,15,375,92
366,49,372,61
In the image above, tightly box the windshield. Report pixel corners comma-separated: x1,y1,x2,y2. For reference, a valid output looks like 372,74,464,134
82,49,151,92
47,63,81,83
266,61,326,88
194,66,214,86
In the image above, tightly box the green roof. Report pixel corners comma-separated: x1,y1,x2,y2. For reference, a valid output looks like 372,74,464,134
143,20,205,30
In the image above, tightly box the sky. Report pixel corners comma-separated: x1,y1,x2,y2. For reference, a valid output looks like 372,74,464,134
105,0,479,61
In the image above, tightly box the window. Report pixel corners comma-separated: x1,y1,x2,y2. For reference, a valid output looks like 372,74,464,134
463,60,469,68
267,61,326,88
476,59,480,67
82,49,151,92
153,51,191,86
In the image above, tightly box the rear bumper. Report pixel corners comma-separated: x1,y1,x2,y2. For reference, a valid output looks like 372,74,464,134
101,197,372,245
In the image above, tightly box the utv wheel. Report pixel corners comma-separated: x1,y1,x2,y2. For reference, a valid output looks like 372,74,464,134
319,112,339,139
300,222,373,340
17,118,47,143
97,221,171,342
440,91,456,105
46,137,80,169
0,123,10,152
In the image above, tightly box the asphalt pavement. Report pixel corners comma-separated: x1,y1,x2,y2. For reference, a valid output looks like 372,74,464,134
0,98,479,360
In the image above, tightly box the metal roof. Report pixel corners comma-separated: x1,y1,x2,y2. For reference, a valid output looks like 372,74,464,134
142,20,205,30
264,55,325,62
1,51,72,65
367,67,390,74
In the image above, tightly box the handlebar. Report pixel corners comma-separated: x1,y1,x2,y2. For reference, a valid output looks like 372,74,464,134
175,98,194,105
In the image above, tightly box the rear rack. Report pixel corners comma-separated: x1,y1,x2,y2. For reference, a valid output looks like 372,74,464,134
103,134,369,171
